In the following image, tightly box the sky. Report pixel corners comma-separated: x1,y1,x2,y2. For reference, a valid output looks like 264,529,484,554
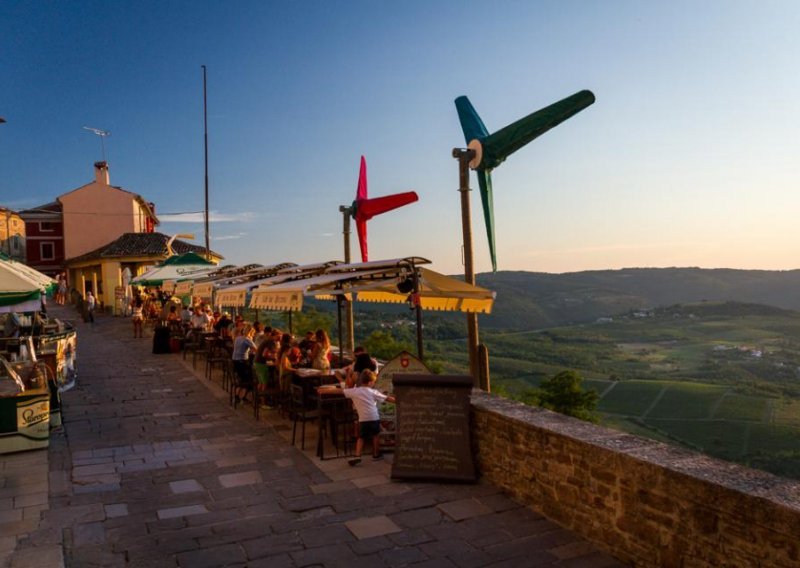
2,1,800,275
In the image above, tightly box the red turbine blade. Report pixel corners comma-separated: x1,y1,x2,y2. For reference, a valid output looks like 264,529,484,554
356,218,369,262
354,191,419,222
356,156,368,201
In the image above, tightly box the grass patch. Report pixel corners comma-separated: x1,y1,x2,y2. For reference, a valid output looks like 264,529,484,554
646,383,727,420
597,381,665,416
644,418,748,457
713,393,769,422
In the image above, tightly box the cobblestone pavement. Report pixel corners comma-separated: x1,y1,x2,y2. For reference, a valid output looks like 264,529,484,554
3,305,625,567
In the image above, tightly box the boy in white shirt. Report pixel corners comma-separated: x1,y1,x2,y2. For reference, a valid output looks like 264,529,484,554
344,370,395,466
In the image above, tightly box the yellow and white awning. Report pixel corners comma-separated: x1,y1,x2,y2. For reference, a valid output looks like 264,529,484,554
249,265,494,314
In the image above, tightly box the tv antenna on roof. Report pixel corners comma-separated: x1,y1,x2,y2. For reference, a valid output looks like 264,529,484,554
82,126,110,162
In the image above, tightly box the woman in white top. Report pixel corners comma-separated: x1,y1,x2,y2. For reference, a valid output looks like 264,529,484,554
131,297,144,338
311,329,331,372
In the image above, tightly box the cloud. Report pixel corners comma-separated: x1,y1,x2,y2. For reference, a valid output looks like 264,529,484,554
319,232,336,237
159,211,253,223
212,232,248,241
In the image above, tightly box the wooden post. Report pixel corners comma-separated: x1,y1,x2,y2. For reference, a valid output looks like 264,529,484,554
478,343,490,392
339,205,355,352
453,148,480,387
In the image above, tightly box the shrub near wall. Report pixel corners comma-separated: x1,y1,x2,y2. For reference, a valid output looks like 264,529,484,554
470,391,800,567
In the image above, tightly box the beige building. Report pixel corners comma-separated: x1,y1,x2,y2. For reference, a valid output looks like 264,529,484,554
66,232,223,315
0,207,26,262
59,161,158,261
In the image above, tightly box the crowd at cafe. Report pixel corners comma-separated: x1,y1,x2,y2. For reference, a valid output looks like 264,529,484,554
105,255,494,460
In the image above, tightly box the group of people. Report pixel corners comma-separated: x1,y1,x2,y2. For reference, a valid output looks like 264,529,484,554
128,295,390,465
230,325,333,407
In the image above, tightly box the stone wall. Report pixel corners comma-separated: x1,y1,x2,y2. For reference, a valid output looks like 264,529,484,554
470,391,800,567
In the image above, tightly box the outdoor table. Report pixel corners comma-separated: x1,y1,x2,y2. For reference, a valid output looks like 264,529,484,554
291,369,337,408
314,384,352,460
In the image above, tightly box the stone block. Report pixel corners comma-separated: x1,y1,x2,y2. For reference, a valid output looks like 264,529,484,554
437,498,493,522
156,504,208,520
218,470,262,488
345,516,402,540
169,479,204,494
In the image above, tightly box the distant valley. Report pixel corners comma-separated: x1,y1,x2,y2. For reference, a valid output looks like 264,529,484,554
475,267,800,330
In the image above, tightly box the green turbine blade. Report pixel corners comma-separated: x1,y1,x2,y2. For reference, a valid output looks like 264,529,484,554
480,90,595,170
476,169,497,272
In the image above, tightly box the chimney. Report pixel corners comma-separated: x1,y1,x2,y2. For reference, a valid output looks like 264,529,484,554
94,161,109,185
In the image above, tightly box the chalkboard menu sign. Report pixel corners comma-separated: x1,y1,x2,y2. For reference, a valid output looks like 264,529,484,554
391,374,476,482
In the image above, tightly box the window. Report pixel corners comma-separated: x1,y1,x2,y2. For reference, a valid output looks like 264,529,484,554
40,242,55,260
40,221,54,232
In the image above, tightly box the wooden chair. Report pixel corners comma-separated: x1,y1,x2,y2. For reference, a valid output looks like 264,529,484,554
290,384,319,450
205,338,228,381
182,330,201,361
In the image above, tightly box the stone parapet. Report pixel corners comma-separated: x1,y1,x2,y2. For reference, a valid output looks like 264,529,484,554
470,391,800,567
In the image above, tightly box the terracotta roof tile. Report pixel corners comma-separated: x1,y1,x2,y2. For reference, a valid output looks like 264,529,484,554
66,232,222,264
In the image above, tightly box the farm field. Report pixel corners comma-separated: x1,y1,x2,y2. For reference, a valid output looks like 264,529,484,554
364,300,800,479
427,301,800,480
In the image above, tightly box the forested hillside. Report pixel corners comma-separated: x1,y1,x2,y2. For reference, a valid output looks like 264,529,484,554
475,267,800,330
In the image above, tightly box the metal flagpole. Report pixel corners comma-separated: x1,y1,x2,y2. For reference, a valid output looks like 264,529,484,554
202,65,210,260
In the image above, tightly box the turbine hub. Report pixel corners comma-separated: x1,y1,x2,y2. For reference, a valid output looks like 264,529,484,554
467,139,483,170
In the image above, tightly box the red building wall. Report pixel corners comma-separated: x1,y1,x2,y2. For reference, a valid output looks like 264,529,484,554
24,219,65,276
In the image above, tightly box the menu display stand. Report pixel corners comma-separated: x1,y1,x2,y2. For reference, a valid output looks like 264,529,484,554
391,374,476,483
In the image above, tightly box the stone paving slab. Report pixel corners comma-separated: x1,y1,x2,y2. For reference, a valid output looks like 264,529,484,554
4,305,625,567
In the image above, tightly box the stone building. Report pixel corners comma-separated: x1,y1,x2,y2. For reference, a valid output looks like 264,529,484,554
0,206,26,262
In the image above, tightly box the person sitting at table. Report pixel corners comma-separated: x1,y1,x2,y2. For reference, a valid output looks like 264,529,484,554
299,330,315,353
252,322,265,344
345,350,378,388
254,338,279,407
166,304,180,321
311,329,331,372
181,304,192,327
232,325,257,407
345,369,395,466
234,314,246,333
189,306,210,335
214,311,232,337
278,345,302,392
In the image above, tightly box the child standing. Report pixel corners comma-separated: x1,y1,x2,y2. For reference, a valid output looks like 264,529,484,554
344,370,395,466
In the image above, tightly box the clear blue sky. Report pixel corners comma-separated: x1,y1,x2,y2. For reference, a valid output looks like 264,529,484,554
3,1,800,275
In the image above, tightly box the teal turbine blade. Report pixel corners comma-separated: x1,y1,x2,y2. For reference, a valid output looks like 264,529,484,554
455,96,489,142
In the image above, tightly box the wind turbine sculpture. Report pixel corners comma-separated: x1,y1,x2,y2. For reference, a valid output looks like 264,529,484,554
339,156,418,350
344,156,419,263
453,89,596,387
455,89,596,272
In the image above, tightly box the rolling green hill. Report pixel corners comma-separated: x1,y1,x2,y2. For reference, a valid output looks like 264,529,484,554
474,267,800,330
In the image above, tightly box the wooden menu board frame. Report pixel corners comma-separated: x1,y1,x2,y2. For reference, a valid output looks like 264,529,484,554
391,374,476,483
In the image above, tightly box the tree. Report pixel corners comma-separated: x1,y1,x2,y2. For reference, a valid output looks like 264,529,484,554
537,370,599,422
363,330,413,361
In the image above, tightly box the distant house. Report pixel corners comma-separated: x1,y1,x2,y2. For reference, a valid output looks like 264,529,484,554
19,161,158,277
66,232,223,314
0,206,26,262
17,201,62,275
